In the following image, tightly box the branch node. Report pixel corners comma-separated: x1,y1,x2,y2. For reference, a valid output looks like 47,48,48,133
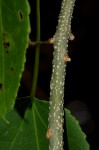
63,54,71,62
46,128,53,139
69,33,75,41
48,38,54,44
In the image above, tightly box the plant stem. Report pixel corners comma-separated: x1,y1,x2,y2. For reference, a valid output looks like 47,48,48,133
48,0,76,150
30,0,40,98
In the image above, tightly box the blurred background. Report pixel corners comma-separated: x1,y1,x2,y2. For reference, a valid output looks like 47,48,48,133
17,0,98,149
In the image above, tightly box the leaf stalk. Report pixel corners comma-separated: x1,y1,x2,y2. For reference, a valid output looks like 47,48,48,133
30,0,40,98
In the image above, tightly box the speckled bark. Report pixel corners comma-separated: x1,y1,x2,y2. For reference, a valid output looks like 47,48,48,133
48,0,76,150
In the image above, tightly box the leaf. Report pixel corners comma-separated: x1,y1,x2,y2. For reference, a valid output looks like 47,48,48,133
65,109,90,150
0,97,89,150
0,0,31,119
0,97,49,150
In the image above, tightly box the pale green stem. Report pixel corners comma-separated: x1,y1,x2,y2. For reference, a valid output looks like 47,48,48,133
48,0,76,150
30,0,40,98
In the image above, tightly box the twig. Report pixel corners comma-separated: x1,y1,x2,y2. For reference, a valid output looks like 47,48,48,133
29,38,54,47
48,0,76,150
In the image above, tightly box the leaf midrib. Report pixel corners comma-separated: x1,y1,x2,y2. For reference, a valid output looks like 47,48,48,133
34,103,47,129
32,104,40,150
0,0,6,113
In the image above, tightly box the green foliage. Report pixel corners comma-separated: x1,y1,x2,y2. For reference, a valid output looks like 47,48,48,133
65,109,90,150
0,98,89,150
0,0,90,149
0,0,30,119
0,98,49,150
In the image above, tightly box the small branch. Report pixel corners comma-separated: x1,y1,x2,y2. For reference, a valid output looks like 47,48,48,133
29,38,54,47
48,0,76,150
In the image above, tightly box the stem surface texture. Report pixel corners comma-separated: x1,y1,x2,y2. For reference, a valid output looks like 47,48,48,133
48,0,76,150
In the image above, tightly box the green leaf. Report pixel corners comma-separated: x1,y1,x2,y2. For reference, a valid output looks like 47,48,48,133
65,109,90,150
0,0,31,119
0,97,49,150
0,98,89,150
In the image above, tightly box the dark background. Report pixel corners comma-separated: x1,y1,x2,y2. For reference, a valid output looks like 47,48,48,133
17,0,98,149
